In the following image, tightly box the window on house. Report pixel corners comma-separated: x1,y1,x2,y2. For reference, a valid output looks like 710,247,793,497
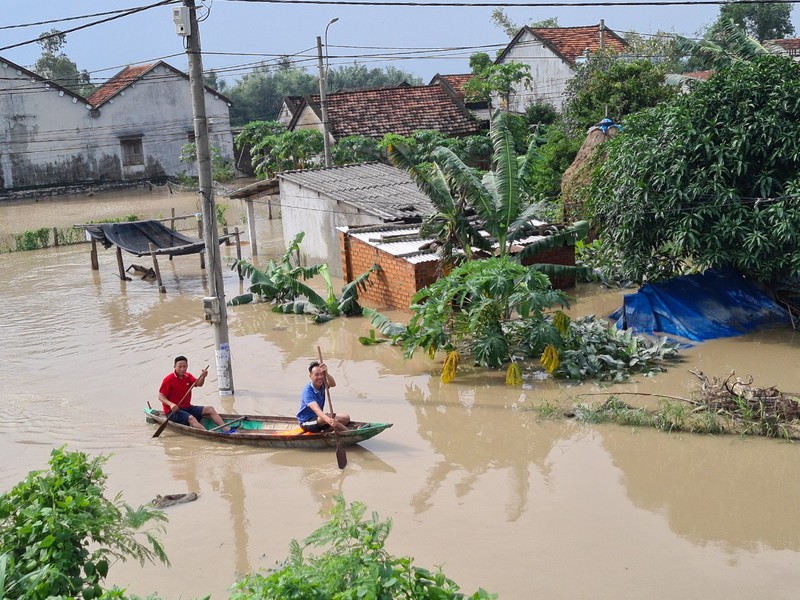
120,138,144,166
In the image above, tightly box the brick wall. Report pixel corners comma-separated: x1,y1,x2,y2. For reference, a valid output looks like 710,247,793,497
340,231,437,311
340,231,576,311
520,244,576,289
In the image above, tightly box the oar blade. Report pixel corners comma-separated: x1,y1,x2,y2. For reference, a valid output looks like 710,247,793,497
336,439,347,469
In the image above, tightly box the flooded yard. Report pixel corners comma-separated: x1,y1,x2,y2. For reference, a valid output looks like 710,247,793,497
2,188,800,599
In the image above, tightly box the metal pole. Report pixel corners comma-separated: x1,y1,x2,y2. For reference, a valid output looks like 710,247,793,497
184,0,234,395
316,36,332,168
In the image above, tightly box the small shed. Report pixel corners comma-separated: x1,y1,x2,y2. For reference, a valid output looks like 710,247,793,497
278,163,434,276
340,222,577,311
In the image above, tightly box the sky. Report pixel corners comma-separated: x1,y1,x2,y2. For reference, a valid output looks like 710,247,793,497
2,0,799,87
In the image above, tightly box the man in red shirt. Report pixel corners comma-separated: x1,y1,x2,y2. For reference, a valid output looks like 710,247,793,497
158,356,233,432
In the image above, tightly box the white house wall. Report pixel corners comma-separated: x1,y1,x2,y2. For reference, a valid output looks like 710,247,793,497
0,62,233,190
94,66,234,180
280,179,380,276
0,63,97,189
498,31,574,113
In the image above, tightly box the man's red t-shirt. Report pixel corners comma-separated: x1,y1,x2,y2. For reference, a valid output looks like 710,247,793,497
159,372,197,414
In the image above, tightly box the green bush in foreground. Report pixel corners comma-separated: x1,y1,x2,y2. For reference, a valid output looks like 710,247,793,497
0,447,169,600
230,496,496,600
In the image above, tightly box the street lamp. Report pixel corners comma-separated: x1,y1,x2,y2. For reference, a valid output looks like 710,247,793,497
317,17,339,168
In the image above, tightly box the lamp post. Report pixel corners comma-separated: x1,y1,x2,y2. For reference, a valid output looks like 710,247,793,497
316,17,338,168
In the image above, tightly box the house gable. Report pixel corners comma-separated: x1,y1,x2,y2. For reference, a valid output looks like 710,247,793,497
494,22,627,113
288,84,482,139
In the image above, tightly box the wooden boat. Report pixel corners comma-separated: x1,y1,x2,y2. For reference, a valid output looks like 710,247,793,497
144,407,392,449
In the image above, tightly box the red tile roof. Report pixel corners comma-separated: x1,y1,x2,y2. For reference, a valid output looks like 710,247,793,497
87,64,152,107
439,74,473,96
500,24,627,66
769,38,800,52
682,70,715,80
296,84,483,138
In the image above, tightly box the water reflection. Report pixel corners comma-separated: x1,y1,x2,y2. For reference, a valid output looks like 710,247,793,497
600,427,800,552
406,379,568,521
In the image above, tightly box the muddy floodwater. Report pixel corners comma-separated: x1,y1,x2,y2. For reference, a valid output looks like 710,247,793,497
3,187,800,599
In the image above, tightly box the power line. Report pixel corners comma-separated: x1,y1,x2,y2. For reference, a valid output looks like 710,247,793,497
227,0,800,7
0,0,179,53
0,5,173,31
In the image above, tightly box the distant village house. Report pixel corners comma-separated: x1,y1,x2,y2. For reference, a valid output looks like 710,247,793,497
0,58,233,192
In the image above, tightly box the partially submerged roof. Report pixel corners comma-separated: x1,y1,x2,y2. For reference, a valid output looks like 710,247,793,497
87,61,232,108
289,84,483,138
342,223,439,266
278,163,435,221
497,23,627,66
83,220,210,257
341,219,560,266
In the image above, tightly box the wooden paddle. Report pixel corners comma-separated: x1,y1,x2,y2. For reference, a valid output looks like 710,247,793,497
317,347,347,469
153,365,209,438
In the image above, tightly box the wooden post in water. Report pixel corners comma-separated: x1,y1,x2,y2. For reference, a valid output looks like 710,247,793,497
169,208,176,261
148,243,166,293
115,247,130,281
245,199,258,256
234,226,243,280
52,227,59,247
90,238,99,270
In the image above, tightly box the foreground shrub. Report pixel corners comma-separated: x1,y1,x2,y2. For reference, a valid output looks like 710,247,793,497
230,496,496,600
0,447,168,599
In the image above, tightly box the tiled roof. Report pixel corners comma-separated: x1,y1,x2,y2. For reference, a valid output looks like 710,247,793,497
769,38,800,52
88,64,152,107
278,163,435,221
682,70,715,80
499,24,627,66
429,73,474,98
295,84,482,138
87,61,232,108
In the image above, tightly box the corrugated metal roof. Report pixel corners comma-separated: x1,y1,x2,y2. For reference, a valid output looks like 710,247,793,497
346,224,440,264
279,163,435,221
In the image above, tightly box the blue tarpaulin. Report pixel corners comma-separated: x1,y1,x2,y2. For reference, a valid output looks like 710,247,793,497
612,268,789,342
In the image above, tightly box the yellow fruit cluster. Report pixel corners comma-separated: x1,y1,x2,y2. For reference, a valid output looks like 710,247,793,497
505,362,523,385
540,344,560,375
441,350,461,383
553,310,571,336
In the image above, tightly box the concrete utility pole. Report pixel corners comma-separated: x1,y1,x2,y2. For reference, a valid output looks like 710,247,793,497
181,0,234,395
316,35,333,168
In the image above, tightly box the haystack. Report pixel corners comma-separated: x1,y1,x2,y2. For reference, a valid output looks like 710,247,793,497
561,120,620,225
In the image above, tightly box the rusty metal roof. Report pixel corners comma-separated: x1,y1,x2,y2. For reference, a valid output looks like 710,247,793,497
279,163,435,221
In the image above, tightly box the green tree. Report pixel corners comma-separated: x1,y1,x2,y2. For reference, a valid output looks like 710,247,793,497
331,135,384,165
226,63,422,125
327,63,421,91
462,54,532,109
563,51,678,133
234,121,323,178
490,9,559,38
230,496,496,599
0,447,168,599
591,54,800,284
719,0,794,41
34,29,94,96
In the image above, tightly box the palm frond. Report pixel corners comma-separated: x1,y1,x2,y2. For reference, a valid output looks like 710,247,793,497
338,263,381,316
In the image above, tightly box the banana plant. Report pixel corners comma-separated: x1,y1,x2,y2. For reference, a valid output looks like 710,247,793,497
229,232,380,324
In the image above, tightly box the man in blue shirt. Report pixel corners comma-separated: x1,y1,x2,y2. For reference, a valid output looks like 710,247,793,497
298,360,350,433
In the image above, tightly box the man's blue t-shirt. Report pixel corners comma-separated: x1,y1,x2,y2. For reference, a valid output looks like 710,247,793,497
298,381,326,424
